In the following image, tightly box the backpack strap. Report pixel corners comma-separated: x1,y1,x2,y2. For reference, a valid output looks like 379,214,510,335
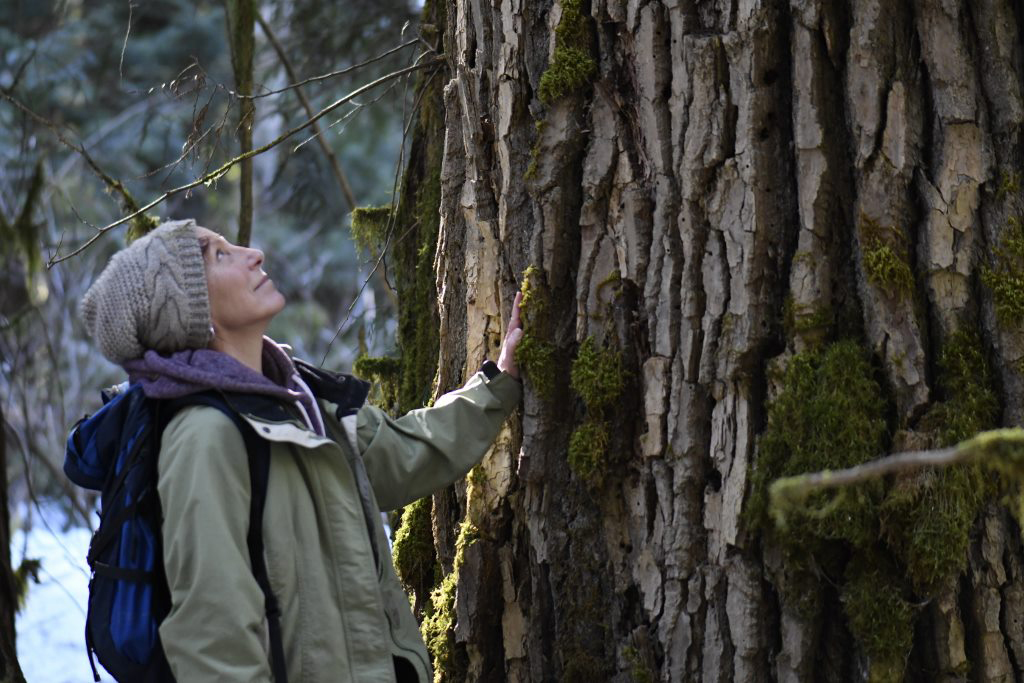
163,393,288,683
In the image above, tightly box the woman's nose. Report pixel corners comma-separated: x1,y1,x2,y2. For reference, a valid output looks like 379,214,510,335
246,247,264,268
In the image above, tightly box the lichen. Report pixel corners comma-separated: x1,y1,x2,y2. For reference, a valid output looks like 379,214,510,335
537,0,597,104
981,215,1024,326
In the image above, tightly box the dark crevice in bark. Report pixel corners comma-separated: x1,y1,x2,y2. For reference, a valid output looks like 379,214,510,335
812,580,856,682
959,567,981,681
763,0,797,366
1001,511,1024,677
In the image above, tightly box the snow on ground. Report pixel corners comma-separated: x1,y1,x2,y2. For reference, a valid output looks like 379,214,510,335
13,505,110,682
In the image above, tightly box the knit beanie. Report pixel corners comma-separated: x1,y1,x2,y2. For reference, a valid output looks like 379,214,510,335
80,219,212,365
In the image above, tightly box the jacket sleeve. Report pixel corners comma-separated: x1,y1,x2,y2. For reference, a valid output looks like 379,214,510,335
355,369,521,510
156,406,273,683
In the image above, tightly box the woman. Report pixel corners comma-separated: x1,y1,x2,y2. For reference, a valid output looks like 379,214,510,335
79,218,523,682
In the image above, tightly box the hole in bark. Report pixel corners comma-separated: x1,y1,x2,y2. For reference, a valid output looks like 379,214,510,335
705,468,722,492
762,68,779,85
757,127,770,141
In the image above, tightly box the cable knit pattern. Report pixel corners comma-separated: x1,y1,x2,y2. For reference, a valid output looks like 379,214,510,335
80,219,212,364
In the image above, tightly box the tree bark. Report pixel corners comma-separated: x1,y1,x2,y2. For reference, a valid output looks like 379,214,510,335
401,0,1024,681
226,0,256,246
0,404,26,683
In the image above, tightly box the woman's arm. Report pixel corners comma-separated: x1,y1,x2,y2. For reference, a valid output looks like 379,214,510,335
355,293,524,510
157,406,273,683
356,368,521,510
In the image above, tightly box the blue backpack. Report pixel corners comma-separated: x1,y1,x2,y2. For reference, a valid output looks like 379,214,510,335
64,384,287,683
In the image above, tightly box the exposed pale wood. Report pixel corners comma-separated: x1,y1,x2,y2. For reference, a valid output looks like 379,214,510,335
424,1,1024,681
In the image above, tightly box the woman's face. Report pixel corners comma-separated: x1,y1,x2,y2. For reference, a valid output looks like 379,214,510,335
195,226,286,335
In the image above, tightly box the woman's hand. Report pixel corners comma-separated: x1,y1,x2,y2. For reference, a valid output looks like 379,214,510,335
497,291,524,379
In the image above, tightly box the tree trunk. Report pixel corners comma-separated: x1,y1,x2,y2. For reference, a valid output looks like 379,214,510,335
396,0,1024,681
226,0,256,246
0,404,26,683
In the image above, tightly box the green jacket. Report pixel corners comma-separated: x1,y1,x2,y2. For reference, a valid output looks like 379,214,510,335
156,369,521,682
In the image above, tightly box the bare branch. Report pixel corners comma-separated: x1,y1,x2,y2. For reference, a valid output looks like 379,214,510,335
45,56,444,266
317,60,441,366
119,0,134,88
768,428,1024,526
235,39,421,100
0,91,152,231
256,11,356,211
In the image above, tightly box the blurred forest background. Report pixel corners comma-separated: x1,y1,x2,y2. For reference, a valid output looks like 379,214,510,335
1,0,424,632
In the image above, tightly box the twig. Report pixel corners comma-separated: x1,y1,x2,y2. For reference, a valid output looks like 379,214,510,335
318,53,441,366
1,91,148,224
45,56,444,266
233,39,421,100
319,218,420,366
256,11,356,211
119,0,134,88
768,429,1024,518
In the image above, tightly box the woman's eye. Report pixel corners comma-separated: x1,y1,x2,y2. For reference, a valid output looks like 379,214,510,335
216,249,226,260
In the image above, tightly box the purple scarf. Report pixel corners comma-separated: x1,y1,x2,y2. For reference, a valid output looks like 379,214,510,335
122,337,325,435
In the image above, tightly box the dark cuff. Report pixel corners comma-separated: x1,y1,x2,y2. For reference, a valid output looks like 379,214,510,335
480,359,501,380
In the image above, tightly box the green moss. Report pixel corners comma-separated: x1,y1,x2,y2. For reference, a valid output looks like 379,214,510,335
859,216,914,299
392,497,437,605
981,216,1024,326
515,265,560,401
353,354,402,409
882,329,999,593
920,329,999,447
391,77,444,413
537,0,597,104
421,519,478,682
622,645,655,683
353,354,401,379
997,168,1022,200
783,296,833,339
562,650,606,682
570,337,625,410
881,466,983,595
516,334,557,401
841,553,915,683
14,557,42,611
123,211,161,244
748,340,889,545
568,420,609,486
566,337,627,487
350,205,393,255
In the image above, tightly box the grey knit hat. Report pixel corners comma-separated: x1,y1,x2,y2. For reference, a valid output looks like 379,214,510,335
80,218,212,365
